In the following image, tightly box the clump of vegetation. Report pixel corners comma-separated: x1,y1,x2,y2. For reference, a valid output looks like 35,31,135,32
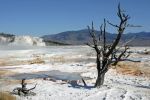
115,62,142,76
0,92,16,100
29,57,45,64
0,70,15,77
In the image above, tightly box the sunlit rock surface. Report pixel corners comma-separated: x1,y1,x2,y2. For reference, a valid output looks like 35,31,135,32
0,35,45,46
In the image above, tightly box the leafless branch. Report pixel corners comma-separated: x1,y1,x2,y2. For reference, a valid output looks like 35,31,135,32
87,4,133,87
12,79,37,96
107,21,119,28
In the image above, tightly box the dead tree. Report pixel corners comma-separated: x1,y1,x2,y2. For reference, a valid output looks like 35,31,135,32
12,79,37,96
87,4,131,87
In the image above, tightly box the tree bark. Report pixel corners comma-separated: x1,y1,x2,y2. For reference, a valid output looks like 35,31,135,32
95,71,105,87
87,4,130,88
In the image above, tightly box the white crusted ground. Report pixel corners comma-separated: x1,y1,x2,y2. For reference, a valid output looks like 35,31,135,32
0,46,150,100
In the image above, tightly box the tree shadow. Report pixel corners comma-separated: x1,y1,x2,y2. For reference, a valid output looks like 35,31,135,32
68,81,95,89
125,83,150,89
114,81,150,89
135,85,150,89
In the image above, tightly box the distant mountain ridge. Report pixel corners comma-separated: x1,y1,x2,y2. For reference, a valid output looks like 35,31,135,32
42,30,150,46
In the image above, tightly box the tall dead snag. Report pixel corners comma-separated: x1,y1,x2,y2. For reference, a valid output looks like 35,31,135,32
87,4,130,88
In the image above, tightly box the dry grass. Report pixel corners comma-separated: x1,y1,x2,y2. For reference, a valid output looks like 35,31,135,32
0,57,45,67
0,92,16,100
0,70,16,77
115,61,150,77
114,62,143,76
139,63,150,77
0,58,17,66
0,59,7,66
49,56,66,63
0,70,8,76
28,57,45,64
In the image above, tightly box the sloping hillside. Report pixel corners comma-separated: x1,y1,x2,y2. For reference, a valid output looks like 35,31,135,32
42,30,150,46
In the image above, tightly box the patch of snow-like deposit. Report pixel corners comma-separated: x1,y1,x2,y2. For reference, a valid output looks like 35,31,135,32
0,46,150,100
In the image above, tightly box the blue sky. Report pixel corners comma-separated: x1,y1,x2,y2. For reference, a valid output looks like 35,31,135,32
0,0,150,36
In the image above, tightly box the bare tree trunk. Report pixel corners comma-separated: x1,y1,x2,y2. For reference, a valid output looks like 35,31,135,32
87,4,131,88
95,70,105,87
94,55,107,87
